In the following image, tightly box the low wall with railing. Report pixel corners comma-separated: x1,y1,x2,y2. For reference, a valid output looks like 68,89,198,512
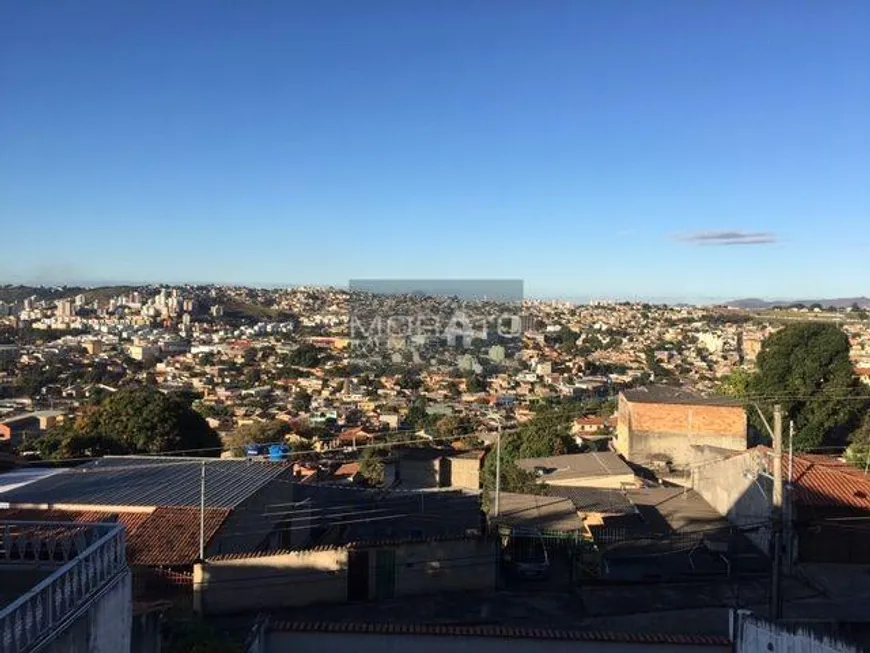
0,521,130,653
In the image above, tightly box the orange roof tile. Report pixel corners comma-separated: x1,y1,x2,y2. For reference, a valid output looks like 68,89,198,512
761,450,870,510
0,505,231,566
267,621,731,646
332,463,360,480
127,506,231,566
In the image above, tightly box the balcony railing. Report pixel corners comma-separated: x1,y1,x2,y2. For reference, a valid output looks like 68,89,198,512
0,521,128,653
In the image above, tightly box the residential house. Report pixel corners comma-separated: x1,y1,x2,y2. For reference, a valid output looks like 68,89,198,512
195,535,496,614
616,387,747,469
572,415,612,436
516,452,636,490
0,410,63,447
693,447,870,564
193,484,487,614
387,448,484,491
0,456,298,603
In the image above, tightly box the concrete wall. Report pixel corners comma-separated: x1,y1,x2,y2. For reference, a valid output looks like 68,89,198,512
44,570,132,653
388,538,497,597
629,431,746,468
734,611,859,653
447,457,482,491
692,450,771,553
213,471,304,554
398,457,482,491
197,548,348,614
617,396,747,467
264,632,729,653
198,539,495,614
131,609,162,653
399,458,442,489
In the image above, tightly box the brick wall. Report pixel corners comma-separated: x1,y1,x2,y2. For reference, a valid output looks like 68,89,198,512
616,395,747,467
627,401,746,437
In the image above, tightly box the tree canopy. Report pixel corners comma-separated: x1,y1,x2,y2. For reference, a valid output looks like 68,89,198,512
481,404,580,504
37,385,221,458
747,323,869,451
223,420,292,456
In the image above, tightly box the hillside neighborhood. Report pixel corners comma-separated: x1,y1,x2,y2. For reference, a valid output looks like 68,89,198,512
1,285,870,652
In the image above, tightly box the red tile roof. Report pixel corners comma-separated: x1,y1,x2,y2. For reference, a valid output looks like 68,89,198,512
760,449,870,510
332,462,360,480
0,506,231,566
267,621,731,646
127,506,231,566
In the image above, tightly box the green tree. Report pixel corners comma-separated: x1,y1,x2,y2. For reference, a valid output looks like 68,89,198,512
435,414,474,439
480,405,580,505
292,389,312,413
465,374,487,393
359,448,385,487
481,450,541,507
749,323,869,451
718,368,752,398
403,399,428,429
224,420,292,456
36,386,220,458
398,371,423,391
845,412,870,468
286,343,321,368
98,386,221,454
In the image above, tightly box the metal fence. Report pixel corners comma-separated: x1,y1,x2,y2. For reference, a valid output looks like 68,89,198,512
0,521,127,653
590,524,770,579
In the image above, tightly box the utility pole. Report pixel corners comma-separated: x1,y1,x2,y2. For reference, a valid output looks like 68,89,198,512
771,405,783,620
786,420,794,574
199,460,206,561
494,422,502,517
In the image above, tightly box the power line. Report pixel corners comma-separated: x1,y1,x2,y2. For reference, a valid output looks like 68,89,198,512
15,428,508,467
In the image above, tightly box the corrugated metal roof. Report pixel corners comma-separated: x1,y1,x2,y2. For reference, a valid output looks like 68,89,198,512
547,487,636,516
0,468,66,494
0,456,293,509
491,492,583,532
516,452,634,481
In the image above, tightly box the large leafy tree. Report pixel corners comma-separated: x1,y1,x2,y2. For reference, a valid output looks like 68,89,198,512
748,323,869,451
846,413,870,468
480,405,579,504
37,385,221,458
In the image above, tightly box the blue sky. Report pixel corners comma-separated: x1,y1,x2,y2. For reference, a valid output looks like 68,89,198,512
1,1,868,302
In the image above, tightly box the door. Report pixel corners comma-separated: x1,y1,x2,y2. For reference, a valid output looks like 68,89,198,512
375,548,396,599
347,550,370,601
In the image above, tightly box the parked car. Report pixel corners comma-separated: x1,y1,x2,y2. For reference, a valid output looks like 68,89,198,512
502,530,550,579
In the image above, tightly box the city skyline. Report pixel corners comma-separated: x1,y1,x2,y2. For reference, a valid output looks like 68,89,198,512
1,2,868,299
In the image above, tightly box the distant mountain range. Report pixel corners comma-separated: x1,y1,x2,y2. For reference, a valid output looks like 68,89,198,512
727,297,870,310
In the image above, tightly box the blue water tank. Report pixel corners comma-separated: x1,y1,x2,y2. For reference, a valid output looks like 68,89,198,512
268,443,290,462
